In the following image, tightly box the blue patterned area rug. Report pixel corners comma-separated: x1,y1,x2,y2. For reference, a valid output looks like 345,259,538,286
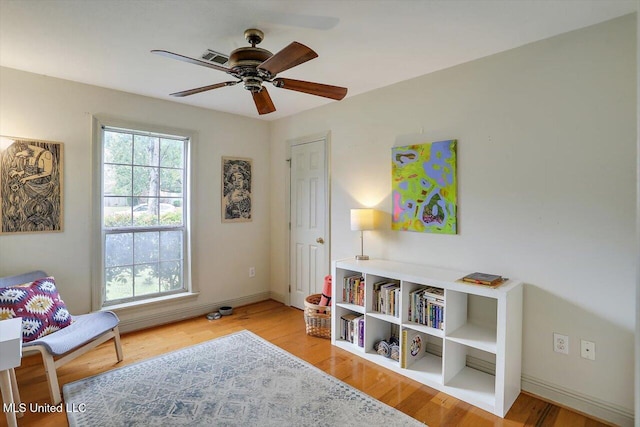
63,330,424,426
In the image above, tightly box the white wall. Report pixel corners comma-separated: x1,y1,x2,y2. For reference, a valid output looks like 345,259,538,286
270,14,636,425
0,67,271,329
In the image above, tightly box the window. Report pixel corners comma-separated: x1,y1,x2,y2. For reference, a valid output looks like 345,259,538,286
99,125,189,306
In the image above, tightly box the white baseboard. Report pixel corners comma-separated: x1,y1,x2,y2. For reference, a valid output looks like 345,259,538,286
117,291,272,333
521,374,634,427
269,291,286,305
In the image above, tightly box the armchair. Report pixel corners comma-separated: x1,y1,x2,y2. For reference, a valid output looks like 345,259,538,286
0,271,123,404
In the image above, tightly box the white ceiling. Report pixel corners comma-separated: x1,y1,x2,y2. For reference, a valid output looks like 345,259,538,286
0,0,637,121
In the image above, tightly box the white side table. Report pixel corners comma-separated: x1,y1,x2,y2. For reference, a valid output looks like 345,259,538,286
0,318,23,427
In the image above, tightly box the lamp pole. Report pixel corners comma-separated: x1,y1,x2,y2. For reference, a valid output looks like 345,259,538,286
356,230,369,260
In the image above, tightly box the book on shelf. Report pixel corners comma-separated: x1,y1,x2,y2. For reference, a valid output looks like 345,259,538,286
340,313,364,345
401,329,428,369
342,274,365,306
461,272,506,287
372,280,400,317
407,286,445,330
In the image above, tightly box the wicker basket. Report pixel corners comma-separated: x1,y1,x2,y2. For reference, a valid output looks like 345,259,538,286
303,294,331,339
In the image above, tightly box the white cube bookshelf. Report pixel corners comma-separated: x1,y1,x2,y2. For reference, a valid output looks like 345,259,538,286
331,258,523,417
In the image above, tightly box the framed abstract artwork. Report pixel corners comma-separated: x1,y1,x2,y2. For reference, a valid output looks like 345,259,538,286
221,156,252,223
391,139,457,234
0,136,64,234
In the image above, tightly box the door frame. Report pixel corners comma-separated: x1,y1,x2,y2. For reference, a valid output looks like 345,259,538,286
286,132,331,306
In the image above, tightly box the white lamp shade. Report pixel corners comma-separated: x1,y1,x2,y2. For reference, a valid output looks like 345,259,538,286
350,208,375,231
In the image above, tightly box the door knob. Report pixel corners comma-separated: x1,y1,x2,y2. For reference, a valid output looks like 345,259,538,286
316,237,324,244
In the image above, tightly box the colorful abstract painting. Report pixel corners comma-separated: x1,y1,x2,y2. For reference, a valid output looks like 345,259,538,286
392,140,457,234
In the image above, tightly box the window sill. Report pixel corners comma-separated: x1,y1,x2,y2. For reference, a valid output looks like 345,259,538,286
101,292,200,313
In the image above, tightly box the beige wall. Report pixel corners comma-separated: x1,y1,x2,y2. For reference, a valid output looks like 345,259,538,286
0,67,271,329
0,13,636,426
270,15,636,424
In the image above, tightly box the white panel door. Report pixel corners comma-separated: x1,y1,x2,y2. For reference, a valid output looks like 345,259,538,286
290,138,328,310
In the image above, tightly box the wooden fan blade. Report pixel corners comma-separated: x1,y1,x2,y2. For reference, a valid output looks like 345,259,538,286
273,78,347,100
252,87,276,115
257,42,318,76
170,81,238,97
151,50,231,74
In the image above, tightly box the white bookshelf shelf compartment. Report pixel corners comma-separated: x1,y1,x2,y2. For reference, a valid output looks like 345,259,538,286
445,366,496,411
334,339,366,354
366,350,401,370
402,322,445,339
332,258,523,418
336,302,365,315
406,353,443,384
367,311,401,325
446,322,497,354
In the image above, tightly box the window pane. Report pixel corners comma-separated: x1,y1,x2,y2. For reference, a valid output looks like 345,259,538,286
160,261,183,291
160,199,181,226
104,164,131,196
105,266,133,300
105,233,133,267
133,166,159,197
160,168,182,197
102,126,188,306
132,198,159,226
133,135,159,166
135,264,159,296
104,131,132,164
160,138,183,169
134,232,159,264
104,197,132,227
160,231,182,261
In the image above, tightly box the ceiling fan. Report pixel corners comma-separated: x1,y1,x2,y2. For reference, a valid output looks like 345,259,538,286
151,29,348,115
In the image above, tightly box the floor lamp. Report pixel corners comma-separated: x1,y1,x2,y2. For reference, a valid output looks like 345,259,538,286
350,208,375,260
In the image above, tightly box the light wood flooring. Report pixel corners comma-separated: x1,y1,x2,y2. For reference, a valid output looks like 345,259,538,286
7,300,611,427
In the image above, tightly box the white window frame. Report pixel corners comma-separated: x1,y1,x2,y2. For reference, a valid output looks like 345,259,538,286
92,116,195,310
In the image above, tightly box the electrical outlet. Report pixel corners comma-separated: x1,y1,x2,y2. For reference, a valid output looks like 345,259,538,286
249,267,255,278
553,333,569,354
581,340,595,360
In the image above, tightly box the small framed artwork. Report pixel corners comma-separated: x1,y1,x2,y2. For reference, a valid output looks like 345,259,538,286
0,136,64,234
221,156,252,223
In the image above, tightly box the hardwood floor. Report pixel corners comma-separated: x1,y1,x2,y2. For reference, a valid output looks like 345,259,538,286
7,300,611,427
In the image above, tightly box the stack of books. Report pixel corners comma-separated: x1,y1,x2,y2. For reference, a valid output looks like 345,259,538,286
408,286,445,330
342,274,365,306
461,272,506,287
372,280,400,317
340,313,364,347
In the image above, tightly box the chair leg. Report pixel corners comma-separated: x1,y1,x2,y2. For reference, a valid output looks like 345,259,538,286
113,326,124,362
9,369,22,418
41,352,62,404
0,369,18,427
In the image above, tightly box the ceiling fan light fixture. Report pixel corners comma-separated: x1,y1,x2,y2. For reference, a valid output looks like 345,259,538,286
243,76,264,93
